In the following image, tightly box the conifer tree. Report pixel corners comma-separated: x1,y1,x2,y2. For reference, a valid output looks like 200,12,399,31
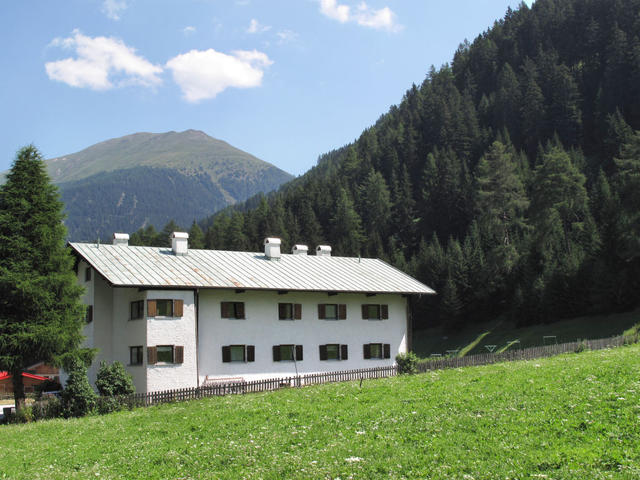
0,146,86,410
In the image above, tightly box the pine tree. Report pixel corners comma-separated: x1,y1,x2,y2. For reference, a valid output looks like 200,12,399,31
188,221,205,249
0,146,87,410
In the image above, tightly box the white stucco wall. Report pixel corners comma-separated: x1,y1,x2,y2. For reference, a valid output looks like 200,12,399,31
146,290,197,392
197,290,407,382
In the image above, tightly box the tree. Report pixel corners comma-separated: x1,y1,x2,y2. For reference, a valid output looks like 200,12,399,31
188,221,205,249
0,146,87,411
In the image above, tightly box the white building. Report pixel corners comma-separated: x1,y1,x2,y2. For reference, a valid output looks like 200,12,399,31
70,234,434,393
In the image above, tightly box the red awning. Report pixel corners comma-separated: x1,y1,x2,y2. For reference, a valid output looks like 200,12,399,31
0,371,48,382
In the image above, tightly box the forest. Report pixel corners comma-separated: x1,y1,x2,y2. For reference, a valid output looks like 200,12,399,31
131,0,640,329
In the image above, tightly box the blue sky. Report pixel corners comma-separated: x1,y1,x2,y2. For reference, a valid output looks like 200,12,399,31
1,0,530,176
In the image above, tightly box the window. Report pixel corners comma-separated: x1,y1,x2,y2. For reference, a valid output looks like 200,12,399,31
129,346,143,365
272,344,303,362
318,304,346,320
361,304,389,320
363,343,391,359
319,344,348,361
85,267,92,282
147,345,184,365
147,300,184,318
85,305,93,324
221,302,245,319
222,345,255,363
130,300,144,320
278,303,302,320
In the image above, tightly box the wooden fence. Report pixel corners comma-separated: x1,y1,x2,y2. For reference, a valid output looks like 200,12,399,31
96,335,629,410
416,335,627,373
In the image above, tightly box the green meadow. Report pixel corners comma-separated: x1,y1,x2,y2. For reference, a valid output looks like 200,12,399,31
2,344,640,479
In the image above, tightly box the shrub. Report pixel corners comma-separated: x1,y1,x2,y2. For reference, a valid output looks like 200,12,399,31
95,361,135,397
62,358,96,418
34,379,62,401
32,396,62,421
7,406,34,424
396,351,418,374
623,324,639,345
574,339,589,353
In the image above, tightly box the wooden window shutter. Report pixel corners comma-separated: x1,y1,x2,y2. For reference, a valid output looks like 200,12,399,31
361,305,368,319
318,304,326,319
174,346,184,364
86,305,93,323
338,304,347,320
341,344,348,360
383,343,391,359
235,302,245,319
246,345,255,362
174,300,184,317
278,303,287,319
363,344,371,359
381,304,388,319
222,346,231,363
295,345,303,361
147,300,157,317
220,302,229,318
272,345,281,362
319,345,328,361
294,304,302,320
147,346,157,365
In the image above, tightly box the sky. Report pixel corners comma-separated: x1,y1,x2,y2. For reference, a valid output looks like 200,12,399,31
1,0,531,176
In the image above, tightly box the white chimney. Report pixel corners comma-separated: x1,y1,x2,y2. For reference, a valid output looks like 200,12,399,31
264,237,281,259
292,244,309,255
316,245,332,256
112,233,129,246
171,232,189,256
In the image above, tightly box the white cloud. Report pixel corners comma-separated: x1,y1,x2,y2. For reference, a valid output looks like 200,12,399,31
320,0,350,23
183,26,197,35
102,0,127,20
165,48,273,103
45,30,162,90
318,0,400,32
276,29,298,44
247,18,271,34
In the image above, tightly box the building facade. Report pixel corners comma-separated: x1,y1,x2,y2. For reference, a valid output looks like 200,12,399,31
71,234,434,393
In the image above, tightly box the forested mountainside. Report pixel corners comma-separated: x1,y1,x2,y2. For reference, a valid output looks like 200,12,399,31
137,0,640,329
2,130,293,241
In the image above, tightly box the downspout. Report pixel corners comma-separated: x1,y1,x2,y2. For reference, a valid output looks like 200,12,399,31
406,295,413,353
195,288,200,387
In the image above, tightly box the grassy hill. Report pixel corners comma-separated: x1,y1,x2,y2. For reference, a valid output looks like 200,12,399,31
2,130,293,241
1,344,639,479
413,309,640,358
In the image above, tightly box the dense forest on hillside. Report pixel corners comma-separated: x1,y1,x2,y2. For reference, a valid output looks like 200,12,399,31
133,0,640,329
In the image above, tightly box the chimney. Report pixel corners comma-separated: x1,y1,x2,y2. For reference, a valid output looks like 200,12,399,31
171,232,189,256
292,244,308,255
112,233,129,246
264,237,281,259
316,245,332,256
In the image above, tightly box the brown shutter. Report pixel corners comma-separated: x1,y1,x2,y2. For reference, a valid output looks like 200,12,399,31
147,346,157,365
341,344,348,360
174,346,184,364
222,346,231,363
383,343,391,359
381,304,388,319
319,345,328,361
86,305,93,323
338,304,347,320
295,345,303,361
294,304,302,320
272,345,281,362
278,303,287,319
363,344,371,359
147,300,157,317
361,305,368,319
220,302,229,318
235,302,245,319
318,304,326,319
174,300,184,317
246,345,255,362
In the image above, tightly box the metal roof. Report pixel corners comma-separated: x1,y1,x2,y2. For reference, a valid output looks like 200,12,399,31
70,243,435,295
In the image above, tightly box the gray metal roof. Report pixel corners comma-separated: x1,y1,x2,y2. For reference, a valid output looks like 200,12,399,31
70,243,435,295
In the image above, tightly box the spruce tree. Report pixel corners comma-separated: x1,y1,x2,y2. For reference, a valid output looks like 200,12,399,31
0,146,86,410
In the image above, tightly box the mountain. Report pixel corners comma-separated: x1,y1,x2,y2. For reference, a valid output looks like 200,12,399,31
193,0,640,329
22,130,292,240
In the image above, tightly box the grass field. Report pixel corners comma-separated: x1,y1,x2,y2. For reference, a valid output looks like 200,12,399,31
413,308,640,358
1,344,639,479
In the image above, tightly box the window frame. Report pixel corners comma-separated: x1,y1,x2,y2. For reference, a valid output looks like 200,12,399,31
363,343,391,360
221,302,246,319
318,304,347,320
156,300,174,317
129,346,143,366
85,266,92,282
272,344,303,362
130,300,144,320
278,303,302,320
156,345,174,364
361,304,389,320
221,345,255,363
